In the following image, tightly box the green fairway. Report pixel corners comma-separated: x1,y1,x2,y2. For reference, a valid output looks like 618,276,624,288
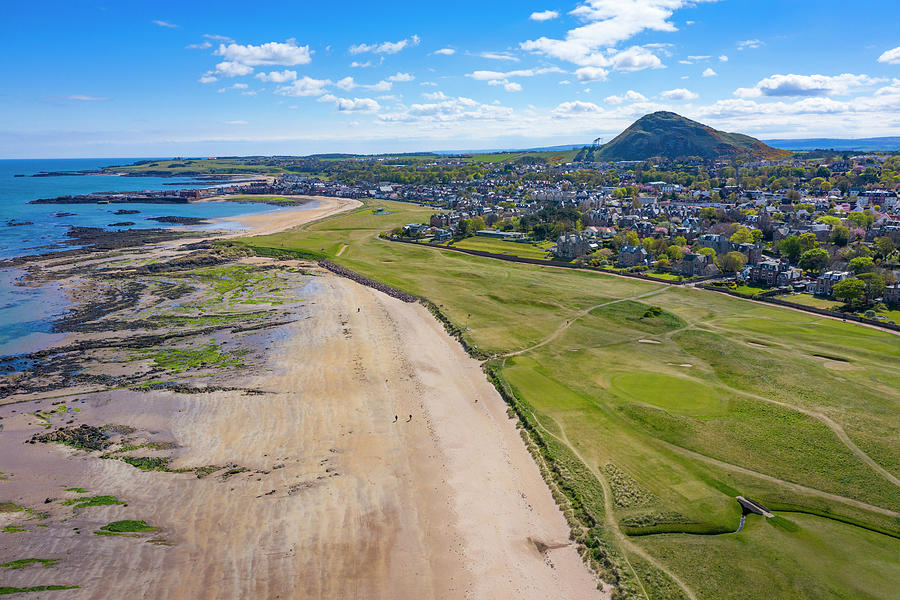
440,236,553,260
242,199,900,600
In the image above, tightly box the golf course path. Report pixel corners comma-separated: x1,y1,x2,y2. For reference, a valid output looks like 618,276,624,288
529,411,699,600
734,388,900,489
496,286,669,359
656,440,900,518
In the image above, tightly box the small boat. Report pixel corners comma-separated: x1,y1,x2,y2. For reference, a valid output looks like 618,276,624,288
96,200,110,204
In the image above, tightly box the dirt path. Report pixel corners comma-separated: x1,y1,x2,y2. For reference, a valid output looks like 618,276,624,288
495,287,668,359
0,274,603,599
529,411,697,600
657,440,900,518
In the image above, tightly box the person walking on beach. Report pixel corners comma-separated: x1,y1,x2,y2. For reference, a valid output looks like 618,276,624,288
393,415,398,423
407,414,412,422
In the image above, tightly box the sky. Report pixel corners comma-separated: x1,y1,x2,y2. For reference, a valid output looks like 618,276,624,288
3,0,900,158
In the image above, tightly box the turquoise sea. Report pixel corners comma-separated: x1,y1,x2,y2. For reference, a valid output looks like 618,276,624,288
0,158,302,357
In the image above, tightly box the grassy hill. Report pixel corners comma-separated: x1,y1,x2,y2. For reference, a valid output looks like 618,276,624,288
591,111,791,161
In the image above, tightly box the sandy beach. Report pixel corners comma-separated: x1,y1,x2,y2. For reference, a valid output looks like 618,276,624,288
0,196,603,598
216,195,362,238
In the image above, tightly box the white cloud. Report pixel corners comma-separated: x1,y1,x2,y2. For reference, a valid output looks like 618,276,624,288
215,39,312,66
737,39,762,51
335,77,393,92
611,45,664,71
878,47,900,65
350,35,420,55
62,94,109,101
225,120,248,125
423,91,448,101
274,76,332,97
719,54,729,62
433,48,456,56
255,70,298,83
660,88,698,100
213,61,254,78
379,96,513,123
552,101,605,117
605,90,647,104
322,97,381,113
387,72,415,82
702,67,717,77
468,67,563,81
487,80,523,92
734,73,882,98
478,51,519,61
530,10,560,22
687,55,711,61
204,34,233,42
186,41,212,50
199,74,218,84
521,0,712,71
152,20,178,28
575,66,609,81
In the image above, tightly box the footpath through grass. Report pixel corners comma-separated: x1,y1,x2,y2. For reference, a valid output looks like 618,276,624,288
243,199,900,600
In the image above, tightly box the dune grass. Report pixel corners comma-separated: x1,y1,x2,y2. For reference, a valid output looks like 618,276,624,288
242,199,900,599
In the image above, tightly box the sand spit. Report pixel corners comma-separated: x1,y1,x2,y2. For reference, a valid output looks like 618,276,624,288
218,196,362,237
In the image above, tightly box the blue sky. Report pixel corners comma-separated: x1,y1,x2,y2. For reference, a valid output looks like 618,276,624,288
2,0,900,158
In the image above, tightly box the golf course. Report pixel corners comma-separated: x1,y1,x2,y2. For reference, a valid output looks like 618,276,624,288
242,199,900,600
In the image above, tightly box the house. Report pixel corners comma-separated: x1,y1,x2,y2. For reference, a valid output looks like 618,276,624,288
884,283,900,306
749,259,801,287
815,271,851,296
618,245,649,268
676,253,711,277
555,234,593,259
698,233,732,256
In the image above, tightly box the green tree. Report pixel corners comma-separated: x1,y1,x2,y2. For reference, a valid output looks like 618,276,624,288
874,236,895,258
816,215,841,226
847,211,874,230
718,251,747,273
830,225,850,246
625,231,640,246
848,256,875,274
751,229,764,243
798,232,819,252
667,245,684,261
832,278,866,305
857,272,885,301
697,247,716,260
799,248,829,273
730,225,753,244
777,236,803,261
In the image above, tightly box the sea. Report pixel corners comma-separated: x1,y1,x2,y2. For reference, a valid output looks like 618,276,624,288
0,158,306,357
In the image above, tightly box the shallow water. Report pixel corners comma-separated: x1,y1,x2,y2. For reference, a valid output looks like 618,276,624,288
0,157,304,358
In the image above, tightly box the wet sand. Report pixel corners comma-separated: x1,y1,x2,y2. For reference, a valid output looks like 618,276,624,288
0,195,604,599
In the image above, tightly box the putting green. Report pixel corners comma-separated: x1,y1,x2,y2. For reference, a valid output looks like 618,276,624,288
612,372,725,418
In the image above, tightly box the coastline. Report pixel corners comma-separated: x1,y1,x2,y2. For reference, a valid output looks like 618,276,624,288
0,195,603,598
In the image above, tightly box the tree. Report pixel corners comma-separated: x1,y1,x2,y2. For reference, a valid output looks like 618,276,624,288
874,236,895,258
674,236,687,247
798,232,819,252
729,225,753,244
799,248,829,273
832,278,866,305
718,251,747,273
816,215,841,227
777,236,803,261
667,245,684,261
830,225,850,246
697,247,716,260
625,231,640,246
847,211,874,230
848,256,875,274
751,229,764,243
857,272,885,301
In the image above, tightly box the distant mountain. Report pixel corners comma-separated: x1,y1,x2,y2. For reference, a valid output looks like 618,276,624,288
761,137,900,152
590,111,791,161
